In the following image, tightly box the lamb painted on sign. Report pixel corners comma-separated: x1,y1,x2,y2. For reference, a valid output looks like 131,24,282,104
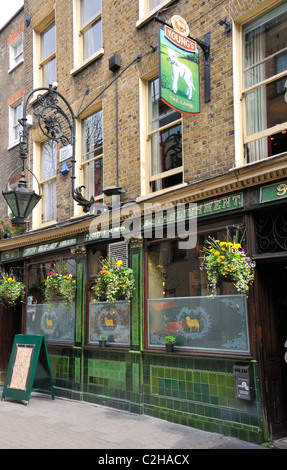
167,47,195,100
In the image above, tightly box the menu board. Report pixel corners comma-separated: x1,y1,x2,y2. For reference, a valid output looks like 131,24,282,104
9,345,34,391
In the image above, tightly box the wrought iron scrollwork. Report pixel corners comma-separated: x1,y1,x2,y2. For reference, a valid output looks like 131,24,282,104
20,85,95,211
34,90,73,146
255,211,287,253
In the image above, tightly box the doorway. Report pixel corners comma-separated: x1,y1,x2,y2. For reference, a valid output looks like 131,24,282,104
0,301,22,382
257,260,287,439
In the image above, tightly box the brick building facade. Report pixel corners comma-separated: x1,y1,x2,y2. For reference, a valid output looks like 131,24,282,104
0,0,287,444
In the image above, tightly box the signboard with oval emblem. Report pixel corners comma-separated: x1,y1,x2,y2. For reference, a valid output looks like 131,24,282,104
158,16,200,115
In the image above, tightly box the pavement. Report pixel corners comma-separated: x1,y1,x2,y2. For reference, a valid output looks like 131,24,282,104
0,387,283,451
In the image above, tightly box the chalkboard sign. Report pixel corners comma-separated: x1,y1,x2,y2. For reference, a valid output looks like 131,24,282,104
1,335,54,405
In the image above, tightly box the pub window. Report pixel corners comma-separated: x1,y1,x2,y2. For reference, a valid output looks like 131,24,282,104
26,258,76,344
9,33,23,71
242,2,287,163
145,77,183,194
137,0,176,26
40,140,57,224
72,0,103,73
87,244,131,347
9,100,23,147
147,234,249,354
40,22,56,87
80,109,103,203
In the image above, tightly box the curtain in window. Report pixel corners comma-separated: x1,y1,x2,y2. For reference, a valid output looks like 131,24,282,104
244,26,267,162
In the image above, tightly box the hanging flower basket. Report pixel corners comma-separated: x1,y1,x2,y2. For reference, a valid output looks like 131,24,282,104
200,237,256,294
91,257,135,305
0,272,25,307
44,262,76,309
0,214,24,239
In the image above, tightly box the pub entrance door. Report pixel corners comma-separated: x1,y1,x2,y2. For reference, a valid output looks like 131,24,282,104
257,260,287,439
0,302,22,382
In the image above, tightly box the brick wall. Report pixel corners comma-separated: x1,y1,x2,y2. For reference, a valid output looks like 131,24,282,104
10,0,279,222
0,7,25,217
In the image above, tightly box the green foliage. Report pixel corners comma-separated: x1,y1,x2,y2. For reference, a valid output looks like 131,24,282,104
0,272,25,306
44,262,76,309
91,257,135,304
164,335,176,344
200,237,256,294
0,215,24,239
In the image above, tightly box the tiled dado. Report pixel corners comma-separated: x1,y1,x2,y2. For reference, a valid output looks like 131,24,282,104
145,365,262,441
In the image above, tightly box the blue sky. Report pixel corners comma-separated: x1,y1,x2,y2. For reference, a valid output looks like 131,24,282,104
0,1,24,29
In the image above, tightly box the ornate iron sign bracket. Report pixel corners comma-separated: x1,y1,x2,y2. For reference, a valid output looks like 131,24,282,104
19,85,94,213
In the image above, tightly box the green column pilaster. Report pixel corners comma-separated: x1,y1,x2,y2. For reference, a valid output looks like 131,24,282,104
130,238,143,352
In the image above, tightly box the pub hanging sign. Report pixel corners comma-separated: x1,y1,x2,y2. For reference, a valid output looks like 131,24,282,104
158,15,200,115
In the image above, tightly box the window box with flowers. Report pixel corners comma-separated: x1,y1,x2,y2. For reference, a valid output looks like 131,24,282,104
89,258,135,346
0,272,25,307
200,238,256,294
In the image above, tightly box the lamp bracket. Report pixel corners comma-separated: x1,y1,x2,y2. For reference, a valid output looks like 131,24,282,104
19,85,93,211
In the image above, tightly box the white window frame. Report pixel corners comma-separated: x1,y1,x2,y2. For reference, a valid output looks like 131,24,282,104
71,0,104,75
33,140,57,228
9,33,24,72
233,1,287,167
136,0,176,28
74,105,104,216
139,74,184,198
33,14,56,90
9,100,23,148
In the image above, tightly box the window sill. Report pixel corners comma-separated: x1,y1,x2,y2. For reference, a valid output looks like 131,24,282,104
136,182,187,202
29,82,58,105
7,141,20,151
8,59,24,74
136,0,177,28
70,48,104,76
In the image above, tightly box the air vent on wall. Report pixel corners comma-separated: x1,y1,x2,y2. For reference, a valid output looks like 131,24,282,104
108,241,128,268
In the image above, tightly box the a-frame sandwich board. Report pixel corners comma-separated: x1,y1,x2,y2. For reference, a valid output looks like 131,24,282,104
2,334,55,405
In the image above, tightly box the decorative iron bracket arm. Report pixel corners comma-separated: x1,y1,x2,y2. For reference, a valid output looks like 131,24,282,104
19,85,94,212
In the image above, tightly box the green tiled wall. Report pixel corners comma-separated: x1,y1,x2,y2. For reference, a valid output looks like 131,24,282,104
88,359,126,389
47,345,263,444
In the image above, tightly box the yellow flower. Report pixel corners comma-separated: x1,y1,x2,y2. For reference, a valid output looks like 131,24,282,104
116,260,123,267
217,258,222,263
7,277,13,282
214,251,220,256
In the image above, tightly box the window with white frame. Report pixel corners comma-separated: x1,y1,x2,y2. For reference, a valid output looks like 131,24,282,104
40,140,57,223
242,2,287,163
147,77,183,193
81,109,103,201
40,22,56,87
9,34,23,71
80,0,102,61
9,101,23,147
137,0,175,26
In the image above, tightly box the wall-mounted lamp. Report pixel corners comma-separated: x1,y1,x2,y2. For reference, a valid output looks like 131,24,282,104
2,129,41,225
219,17,232,34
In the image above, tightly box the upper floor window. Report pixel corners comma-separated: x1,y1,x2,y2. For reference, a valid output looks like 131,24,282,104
9,34,23,71
242,2,287,163
137,0,175,27
148,77,183,193
81,109,103,202
9,101,23,147
40,140,57,223
80,0,102,61
40,22,56,86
